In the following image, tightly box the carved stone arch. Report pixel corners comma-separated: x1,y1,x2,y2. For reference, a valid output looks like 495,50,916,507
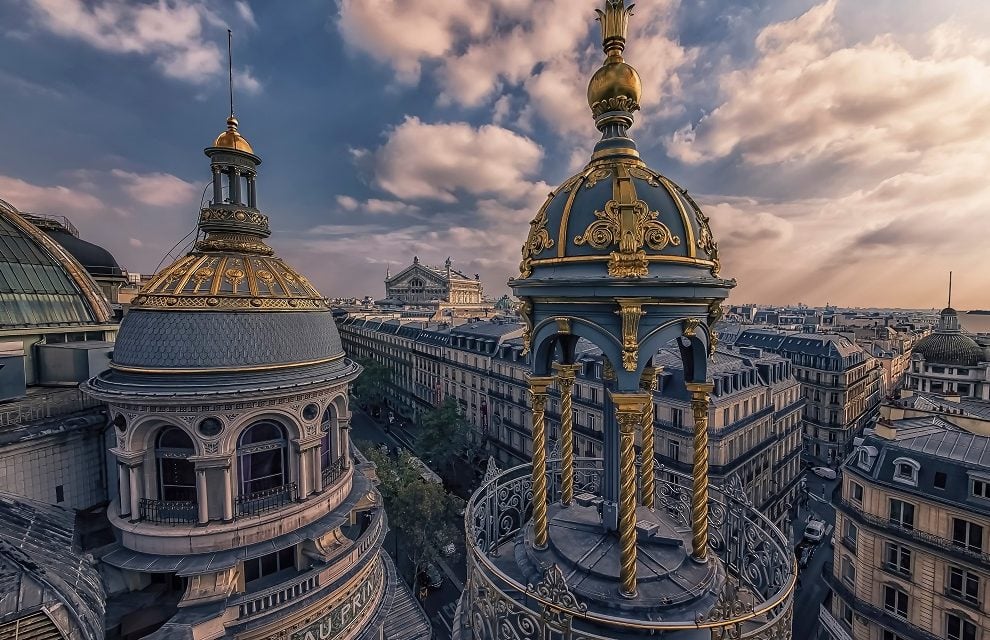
127,414,203,457
531,316,622,378
224,408,302,452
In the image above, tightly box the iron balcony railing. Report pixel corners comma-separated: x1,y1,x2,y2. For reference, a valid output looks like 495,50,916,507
463,457,795,639
321,458,346,488
837,498,990,566
138,498,197,524
236,483,297,518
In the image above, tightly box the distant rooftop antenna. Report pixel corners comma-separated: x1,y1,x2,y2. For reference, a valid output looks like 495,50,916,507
227,29,235,117
948,271,953,308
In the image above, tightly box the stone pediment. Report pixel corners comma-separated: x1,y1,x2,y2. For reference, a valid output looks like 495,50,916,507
387,264,447,287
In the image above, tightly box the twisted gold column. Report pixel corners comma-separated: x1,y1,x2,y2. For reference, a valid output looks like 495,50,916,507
553,363,580,506
611,392,651,598
528,376,554,549
687,382,714,562
639,367,658,508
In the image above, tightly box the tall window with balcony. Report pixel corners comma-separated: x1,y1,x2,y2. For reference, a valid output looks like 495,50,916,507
237,421,292,515
952,518,984,554
156,427,196,502
889,499,915,530
882,584,909,619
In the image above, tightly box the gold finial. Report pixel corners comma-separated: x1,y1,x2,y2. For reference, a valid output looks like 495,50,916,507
588,1,642,119
596,0,634,60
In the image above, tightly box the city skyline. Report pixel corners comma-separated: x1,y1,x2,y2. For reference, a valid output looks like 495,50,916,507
1,0,988,307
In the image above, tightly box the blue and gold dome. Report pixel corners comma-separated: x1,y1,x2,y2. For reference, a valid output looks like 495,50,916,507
517,0,722,283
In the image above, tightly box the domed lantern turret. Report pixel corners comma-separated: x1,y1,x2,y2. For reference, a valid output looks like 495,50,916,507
510,0,733,576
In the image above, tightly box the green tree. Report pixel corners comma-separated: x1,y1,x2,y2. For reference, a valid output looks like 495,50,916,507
364,446,463,583
417,397,476,475
352,358,390,412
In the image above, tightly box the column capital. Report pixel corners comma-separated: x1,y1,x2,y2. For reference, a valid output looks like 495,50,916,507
526,375,555,394
685,382,714,395
608,390,651,412
551,362,581,377
639,366,660,390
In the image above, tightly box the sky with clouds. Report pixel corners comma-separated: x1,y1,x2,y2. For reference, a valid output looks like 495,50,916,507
1,0,988,308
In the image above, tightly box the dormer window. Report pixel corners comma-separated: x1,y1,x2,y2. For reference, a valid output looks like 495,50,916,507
892,457,921,486
970,476,990,500
858,450,870,469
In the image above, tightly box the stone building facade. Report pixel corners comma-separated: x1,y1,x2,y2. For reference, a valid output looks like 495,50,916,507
384,257,482,306
83,115,428,640
823,392,990,640
734,329,884,464
907,307,990,401
338,316,805,530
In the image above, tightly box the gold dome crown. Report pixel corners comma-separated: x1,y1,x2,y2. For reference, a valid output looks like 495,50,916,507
587,0,642,118
213,116,254,153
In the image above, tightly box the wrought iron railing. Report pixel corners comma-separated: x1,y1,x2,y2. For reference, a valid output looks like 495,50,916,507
837,498,990,566
236,483,297,518
321,458,346,487
462,458,795,639
138,498,197,524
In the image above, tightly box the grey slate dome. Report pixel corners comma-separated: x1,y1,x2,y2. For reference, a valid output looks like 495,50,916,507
104,117,346,375
913,307,984,367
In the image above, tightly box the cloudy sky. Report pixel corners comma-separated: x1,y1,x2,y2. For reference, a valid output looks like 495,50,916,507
1,0,988,308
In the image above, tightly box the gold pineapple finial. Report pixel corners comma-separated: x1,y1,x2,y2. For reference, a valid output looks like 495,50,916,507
595,0,634,60
588,0,642,119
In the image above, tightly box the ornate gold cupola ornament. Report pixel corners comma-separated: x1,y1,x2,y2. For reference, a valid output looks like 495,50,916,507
589,0,642,120
464,2,795,638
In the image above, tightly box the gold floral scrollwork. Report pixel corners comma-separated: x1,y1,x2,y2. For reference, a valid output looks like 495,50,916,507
583,167,612,189
707,301,724,357
627,165,660,187
590,95,640,118
574,199,680,278
517,298,534,355
527,563,587,619
615,298,645,371
682,317,701,338
519,196,556,278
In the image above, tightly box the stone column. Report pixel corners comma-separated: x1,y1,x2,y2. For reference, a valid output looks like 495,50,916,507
298,444,311,499
687,382,715,562
230,168,242,204
211,166,223,204
246,174,257,208
118,463,131,518
640,367,659,508
196,468,209,525
527,375,554,549
611,391,651,598
552,363,580,506
313,446,324,493
128,464,141,522
222,465,234,522
339,419,351,469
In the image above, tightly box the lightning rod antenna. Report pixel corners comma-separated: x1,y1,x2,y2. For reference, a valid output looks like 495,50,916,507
227,29,234,117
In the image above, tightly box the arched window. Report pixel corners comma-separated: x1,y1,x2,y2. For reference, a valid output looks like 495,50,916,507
156,427,196,502
237,421,288,496
320,408,334,472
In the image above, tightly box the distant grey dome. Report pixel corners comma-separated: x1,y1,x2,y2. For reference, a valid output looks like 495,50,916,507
112,309,344,371
913,332,983,367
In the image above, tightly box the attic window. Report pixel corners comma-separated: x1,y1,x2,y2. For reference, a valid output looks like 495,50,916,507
892,457,921,486
972,478,990,500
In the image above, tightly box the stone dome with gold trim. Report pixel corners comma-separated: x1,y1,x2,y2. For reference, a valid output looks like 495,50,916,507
517,0,724,284
105,118,347,374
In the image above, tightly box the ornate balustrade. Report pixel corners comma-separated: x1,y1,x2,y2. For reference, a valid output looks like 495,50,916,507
138,498,197,524
462,458,794,639
236,483,297,518
837,498,990,566
321,457,345,487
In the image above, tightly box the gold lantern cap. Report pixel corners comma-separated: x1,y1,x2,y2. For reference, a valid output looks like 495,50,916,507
212,116,254,154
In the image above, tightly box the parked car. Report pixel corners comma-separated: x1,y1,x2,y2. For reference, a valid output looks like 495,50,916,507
804,519,827,543
811,466,837,480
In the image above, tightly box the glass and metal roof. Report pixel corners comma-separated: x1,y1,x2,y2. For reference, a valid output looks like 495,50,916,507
0,198,112,328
